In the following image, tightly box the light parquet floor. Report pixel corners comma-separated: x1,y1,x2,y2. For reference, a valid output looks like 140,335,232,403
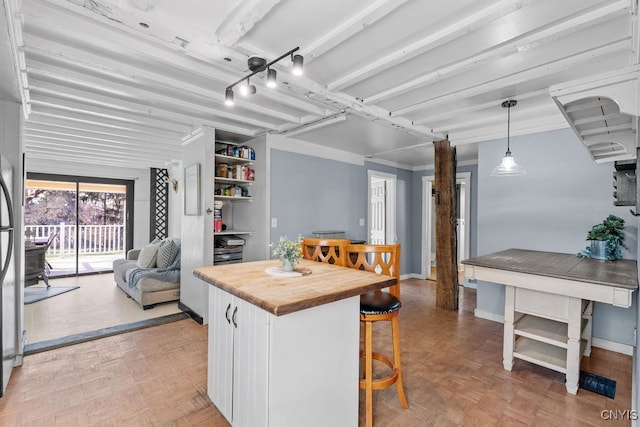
0,279,632,426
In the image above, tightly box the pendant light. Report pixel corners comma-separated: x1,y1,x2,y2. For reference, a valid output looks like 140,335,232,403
491,99,526,177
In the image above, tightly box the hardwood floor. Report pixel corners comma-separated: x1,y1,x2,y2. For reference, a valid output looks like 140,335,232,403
1,279,632,426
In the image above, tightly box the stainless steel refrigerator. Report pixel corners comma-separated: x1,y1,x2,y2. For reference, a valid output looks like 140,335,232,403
0,154,16,397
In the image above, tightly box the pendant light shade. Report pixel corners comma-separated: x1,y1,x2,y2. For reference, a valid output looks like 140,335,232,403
225,88,234,106
491,99,526,177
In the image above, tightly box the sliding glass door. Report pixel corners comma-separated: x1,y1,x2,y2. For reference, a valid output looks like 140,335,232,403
25,173,133,277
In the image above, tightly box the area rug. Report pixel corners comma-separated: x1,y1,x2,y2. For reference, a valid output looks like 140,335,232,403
24,286,80,304
579,370,616,399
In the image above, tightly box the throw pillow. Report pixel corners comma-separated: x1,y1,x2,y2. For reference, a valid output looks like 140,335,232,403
136,241,161,268
156,239,179,268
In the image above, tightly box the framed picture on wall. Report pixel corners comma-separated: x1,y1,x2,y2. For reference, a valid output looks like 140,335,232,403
184,163,200,215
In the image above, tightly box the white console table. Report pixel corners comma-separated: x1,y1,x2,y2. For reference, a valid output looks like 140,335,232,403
463,249,637,394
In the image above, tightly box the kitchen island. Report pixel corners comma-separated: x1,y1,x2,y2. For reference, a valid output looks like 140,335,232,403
463,248,637,394
193,258,397,427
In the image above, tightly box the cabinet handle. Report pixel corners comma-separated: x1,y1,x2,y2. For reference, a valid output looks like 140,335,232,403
232,306,238,328
225,303,231,324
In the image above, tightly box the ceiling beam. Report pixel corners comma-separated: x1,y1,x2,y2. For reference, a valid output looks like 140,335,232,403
328,0,533,91
216,0,283,47
366,0,630,104
25,149,165,169
393,38,630,117
25,137,180,160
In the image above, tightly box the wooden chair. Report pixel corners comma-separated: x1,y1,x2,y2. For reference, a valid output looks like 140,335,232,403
346,243,408,427
301,238,348,266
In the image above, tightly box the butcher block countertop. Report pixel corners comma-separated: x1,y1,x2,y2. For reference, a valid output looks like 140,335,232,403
193,259,397,316
462,248,638,289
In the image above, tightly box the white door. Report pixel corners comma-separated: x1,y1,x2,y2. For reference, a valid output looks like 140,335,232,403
369,178,386,244
368,171,396,245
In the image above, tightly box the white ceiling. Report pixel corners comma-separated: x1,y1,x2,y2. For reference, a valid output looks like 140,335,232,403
2,0,638,169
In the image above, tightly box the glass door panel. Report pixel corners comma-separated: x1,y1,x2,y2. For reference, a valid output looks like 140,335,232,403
25,179,78,278
77,182,127,274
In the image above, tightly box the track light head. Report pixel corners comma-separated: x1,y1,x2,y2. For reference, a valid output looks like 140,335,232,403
267,68,277,88
225,88,234,106
239,80,256,96
292,54,304,76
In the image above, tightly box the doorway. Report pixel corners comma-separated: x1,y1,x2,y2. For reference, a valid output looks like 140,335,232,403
368,171,396,244
421,172,471,281
25,173,134,277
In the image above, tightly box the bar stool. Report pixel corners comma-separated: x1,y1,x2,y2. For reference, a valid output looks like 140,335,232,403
346,243,408,427
301,238,348,266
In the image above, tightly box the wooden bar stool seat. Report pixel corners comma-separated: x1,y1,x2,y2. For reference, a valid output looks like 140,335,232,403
346,244,408,427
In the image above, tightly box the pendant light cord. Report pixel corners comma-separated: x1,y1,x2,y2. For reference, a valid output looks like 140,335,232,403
507,103,511,153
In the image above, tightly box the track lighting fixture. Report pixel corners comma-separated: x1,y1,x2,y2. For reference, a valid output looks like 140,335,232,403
224,47,303,106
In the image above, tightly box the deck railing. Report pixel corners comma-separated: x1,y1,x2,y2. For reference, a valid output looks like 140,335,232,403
25,223,126,257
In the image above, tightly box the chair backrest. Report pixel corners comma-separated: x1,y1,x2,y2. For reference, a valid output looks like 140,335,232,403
301,238,348,267
346,244,401,298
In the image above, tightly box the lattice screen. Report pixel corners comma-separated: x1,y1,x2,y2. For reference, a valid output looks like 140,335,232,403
150,168,169,240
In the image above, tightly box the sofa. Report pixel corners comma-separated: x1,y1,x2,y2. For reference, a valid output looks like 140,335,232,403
113,237,181,309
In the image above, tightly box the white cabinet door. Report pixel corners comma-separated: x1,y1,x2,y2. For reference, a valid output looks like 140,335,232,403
207,286,234,423
232,297,269,427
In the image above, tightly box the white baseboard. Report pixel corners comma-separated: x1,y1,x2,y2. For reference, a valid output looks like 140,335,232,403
401,273,425,280
474,309,504,323
592,337,634,356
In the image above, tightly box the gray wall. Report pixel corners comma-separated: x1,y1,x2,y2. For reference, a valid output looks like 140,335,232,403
411,164,479,275
476,128,637,345
269,148,367,243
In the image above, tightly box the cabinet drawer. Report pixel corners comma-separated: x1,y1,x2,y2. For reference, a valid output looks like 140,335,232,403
515,288,572,321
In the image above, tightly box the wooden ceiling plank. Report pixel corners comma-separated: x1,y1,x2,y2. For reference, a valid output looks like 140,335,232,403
26,114,184,140
29,108,187,136
366,0,629,104
413,88,549,125
564,98,618,114
572,112,628,126
28,74,277,132
304,0,410,62
579,122,633,136
25,51,292,128
432,104,558,133
328,0,533,91
25,136,180,158
24,6,325,117
393,38,629,117
25,149,165,169
24,125,181,149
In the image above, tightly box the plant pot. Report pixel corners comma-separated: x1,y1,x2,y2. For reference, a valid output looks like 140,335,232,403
281,258,294,272
589,240,607,260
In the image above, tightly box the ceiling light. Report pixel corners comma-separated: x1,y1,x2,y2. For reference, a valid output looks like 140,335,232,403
267,68,277,88
292,54,304,76
491,99,526,177
225,88,234,106
224,47,303,107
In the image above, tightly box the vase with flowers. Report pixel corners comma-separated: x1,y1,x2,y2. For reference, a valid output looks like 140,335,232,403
272,235,303,272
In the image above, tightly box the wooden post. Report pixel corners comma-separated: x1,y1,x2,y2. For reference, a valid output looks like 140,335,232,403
433,139,459,310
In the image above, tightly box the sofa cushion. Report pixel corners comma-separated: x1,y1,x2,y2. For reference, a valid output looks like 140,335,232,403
156,239,179,268
136,241,161,268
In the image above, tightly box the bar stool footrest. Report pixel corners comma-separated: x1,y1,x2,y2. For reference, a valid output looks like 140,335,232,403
359,351,400,390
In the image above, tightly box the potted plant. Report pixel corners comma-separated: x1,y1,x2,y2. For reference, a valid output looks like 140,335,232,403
272,236,303,271
579,214,627,260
